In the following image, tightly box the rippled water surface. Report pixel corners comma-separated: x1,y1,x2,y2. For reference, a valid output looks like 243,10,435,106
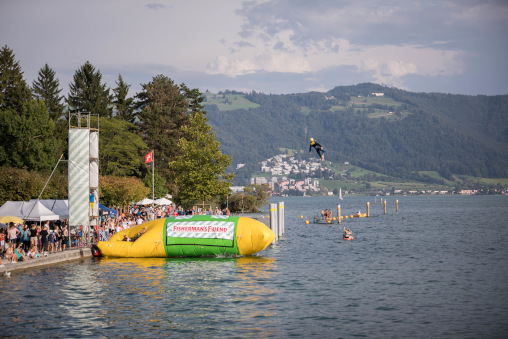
1,195,507,338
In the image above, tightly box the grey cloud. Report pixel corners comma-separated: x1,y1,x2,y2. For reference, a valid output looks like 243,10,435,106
234,41,255,48
145,3,167,11
236,0,508,50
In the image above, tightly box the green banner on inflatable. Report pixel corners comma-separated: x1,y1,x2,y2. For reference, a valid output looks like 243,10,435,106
163,215,240,257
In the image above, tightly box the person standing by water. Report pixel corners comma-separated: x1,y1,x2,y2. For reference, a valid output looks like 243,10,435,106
62,226,69,251
8,223,20,246
22,225,30,252
40,224,49,256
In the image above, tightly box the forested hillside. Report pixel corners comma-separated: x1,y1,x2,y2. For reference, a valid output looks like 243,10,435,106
205,84,508,181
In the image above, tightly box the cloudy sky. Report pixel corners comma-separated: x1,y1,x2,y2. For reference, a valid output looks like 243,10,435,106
1,0,507,97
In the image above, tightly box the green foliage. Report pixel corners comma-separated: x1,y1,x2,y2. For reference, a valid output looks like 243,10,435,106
97,117,147,177
227,184,269,212
180,83,205,113
112,74,135,122
0,167,68,205
135,75,190,187
67,61,112,117
99,175,149,207
32,63,65,121
143,169,168,199
0,167,44,204
170,111,234,204
0,99,61,171
0,45,31,112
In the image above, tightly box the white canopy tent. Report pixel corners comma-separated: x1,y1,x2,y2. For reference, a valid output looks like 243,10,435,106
0,200,60,221
0,201,24,218
154,198,172,206
21,200,60,221
136,198,154,206
30,199,69,219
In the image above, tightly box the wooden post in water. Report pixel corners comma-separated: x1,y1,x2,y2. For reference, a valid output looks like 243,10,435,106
396,200,399,212
269,203,278,243
366,202,370,217
337,204,341,224
384,200,387,214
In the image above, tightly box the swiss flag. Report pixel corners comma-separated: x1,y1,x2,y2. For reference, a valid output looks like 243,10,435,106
145,151,153,163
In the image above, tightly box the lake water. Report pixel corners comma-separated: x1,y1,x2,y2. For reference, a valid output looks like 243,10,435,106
1,195,507,338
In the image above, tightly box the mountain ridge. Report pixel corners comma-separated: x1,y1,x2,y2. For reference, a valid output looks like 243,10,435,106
203,83,508,183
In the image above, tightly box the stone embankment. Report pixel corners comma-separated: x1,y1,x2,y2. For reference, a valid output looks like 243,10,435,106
0,247,92,274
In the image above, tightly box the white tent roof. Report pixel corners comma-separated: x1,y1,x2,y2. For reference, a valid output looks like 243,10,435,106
136,198,154,205
21,200,59,221
0,201,24,218
30,199,69,219
154,198,172,205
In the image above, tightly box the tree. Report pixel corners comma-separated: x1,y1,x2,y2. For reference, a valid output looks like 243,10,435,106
67,61,112,117
32,63,65,121
0,167,45,204
143,169,168,199
97,117,147,177
169,111,233,204
180,82,205,114
135,75,190,185
0,45,31,112
0,99,61,171
112,74,135,122
99,175,149,208
227,185,268,213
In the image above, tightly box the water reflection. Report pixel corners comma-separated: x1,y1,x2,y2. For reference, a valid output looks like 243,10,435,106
85,256,278,337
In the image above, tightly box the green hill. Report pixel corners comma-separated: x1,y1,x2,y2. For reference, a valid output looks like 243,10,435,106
204,83,508,185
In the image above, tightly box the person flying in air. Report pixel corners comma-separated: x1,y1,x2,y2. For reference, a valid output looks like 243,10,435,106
309,138,325,161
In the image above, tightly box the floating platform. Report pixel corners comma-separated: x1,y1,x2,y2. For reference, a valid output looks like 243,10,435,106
94,215,275,258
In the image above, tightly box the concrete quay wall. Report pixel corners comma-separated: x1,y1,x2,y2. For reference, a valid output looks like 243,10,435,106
1,248,92,274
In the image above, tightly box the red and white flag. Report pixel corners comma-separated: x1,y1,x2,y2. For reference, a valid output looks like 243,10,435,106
145,151,153,163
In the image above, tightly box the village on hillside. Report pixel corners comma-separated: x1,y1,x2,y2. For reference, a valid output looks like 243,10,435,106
230,154,504,196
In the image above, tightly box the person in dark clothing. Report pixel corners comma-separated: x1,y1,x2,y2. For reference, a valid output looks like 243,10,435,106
309,137,325,161
40,225,49,255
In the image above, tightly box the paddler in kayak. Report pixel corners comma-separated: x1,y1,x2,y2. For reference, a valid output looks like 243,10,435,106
343,227,353,240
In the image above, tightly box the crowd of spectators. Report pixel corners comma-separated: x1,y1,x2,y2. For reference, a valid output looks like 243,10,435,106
92,204,231,242
0,219,69,266
0,203,231,265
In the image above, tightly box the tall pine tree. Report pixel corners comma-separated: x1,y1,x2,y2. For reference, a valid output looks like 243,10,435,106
0,99,61,171
135,75,190,191
112,74,135,122
32,63,65,121
67,61,112,117
0,45,31,113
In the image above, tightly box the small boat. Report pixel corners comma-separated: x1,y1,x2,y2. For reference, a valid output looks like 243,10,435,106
343,235,353,240
339,188,343,201
312,216,333,224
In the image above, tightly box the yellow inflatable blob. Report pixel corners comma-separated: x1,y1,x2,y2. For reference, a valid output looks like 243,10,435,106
96,215,275,258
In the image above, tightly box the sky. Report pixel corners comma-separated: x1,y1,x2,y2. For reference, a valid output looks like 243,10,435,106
1,0,507,97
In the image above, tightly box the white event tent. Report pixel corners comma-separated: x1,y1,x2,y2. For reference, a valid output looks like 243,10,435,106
136,198,154,206
0,200,61,222
154,198,172,206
